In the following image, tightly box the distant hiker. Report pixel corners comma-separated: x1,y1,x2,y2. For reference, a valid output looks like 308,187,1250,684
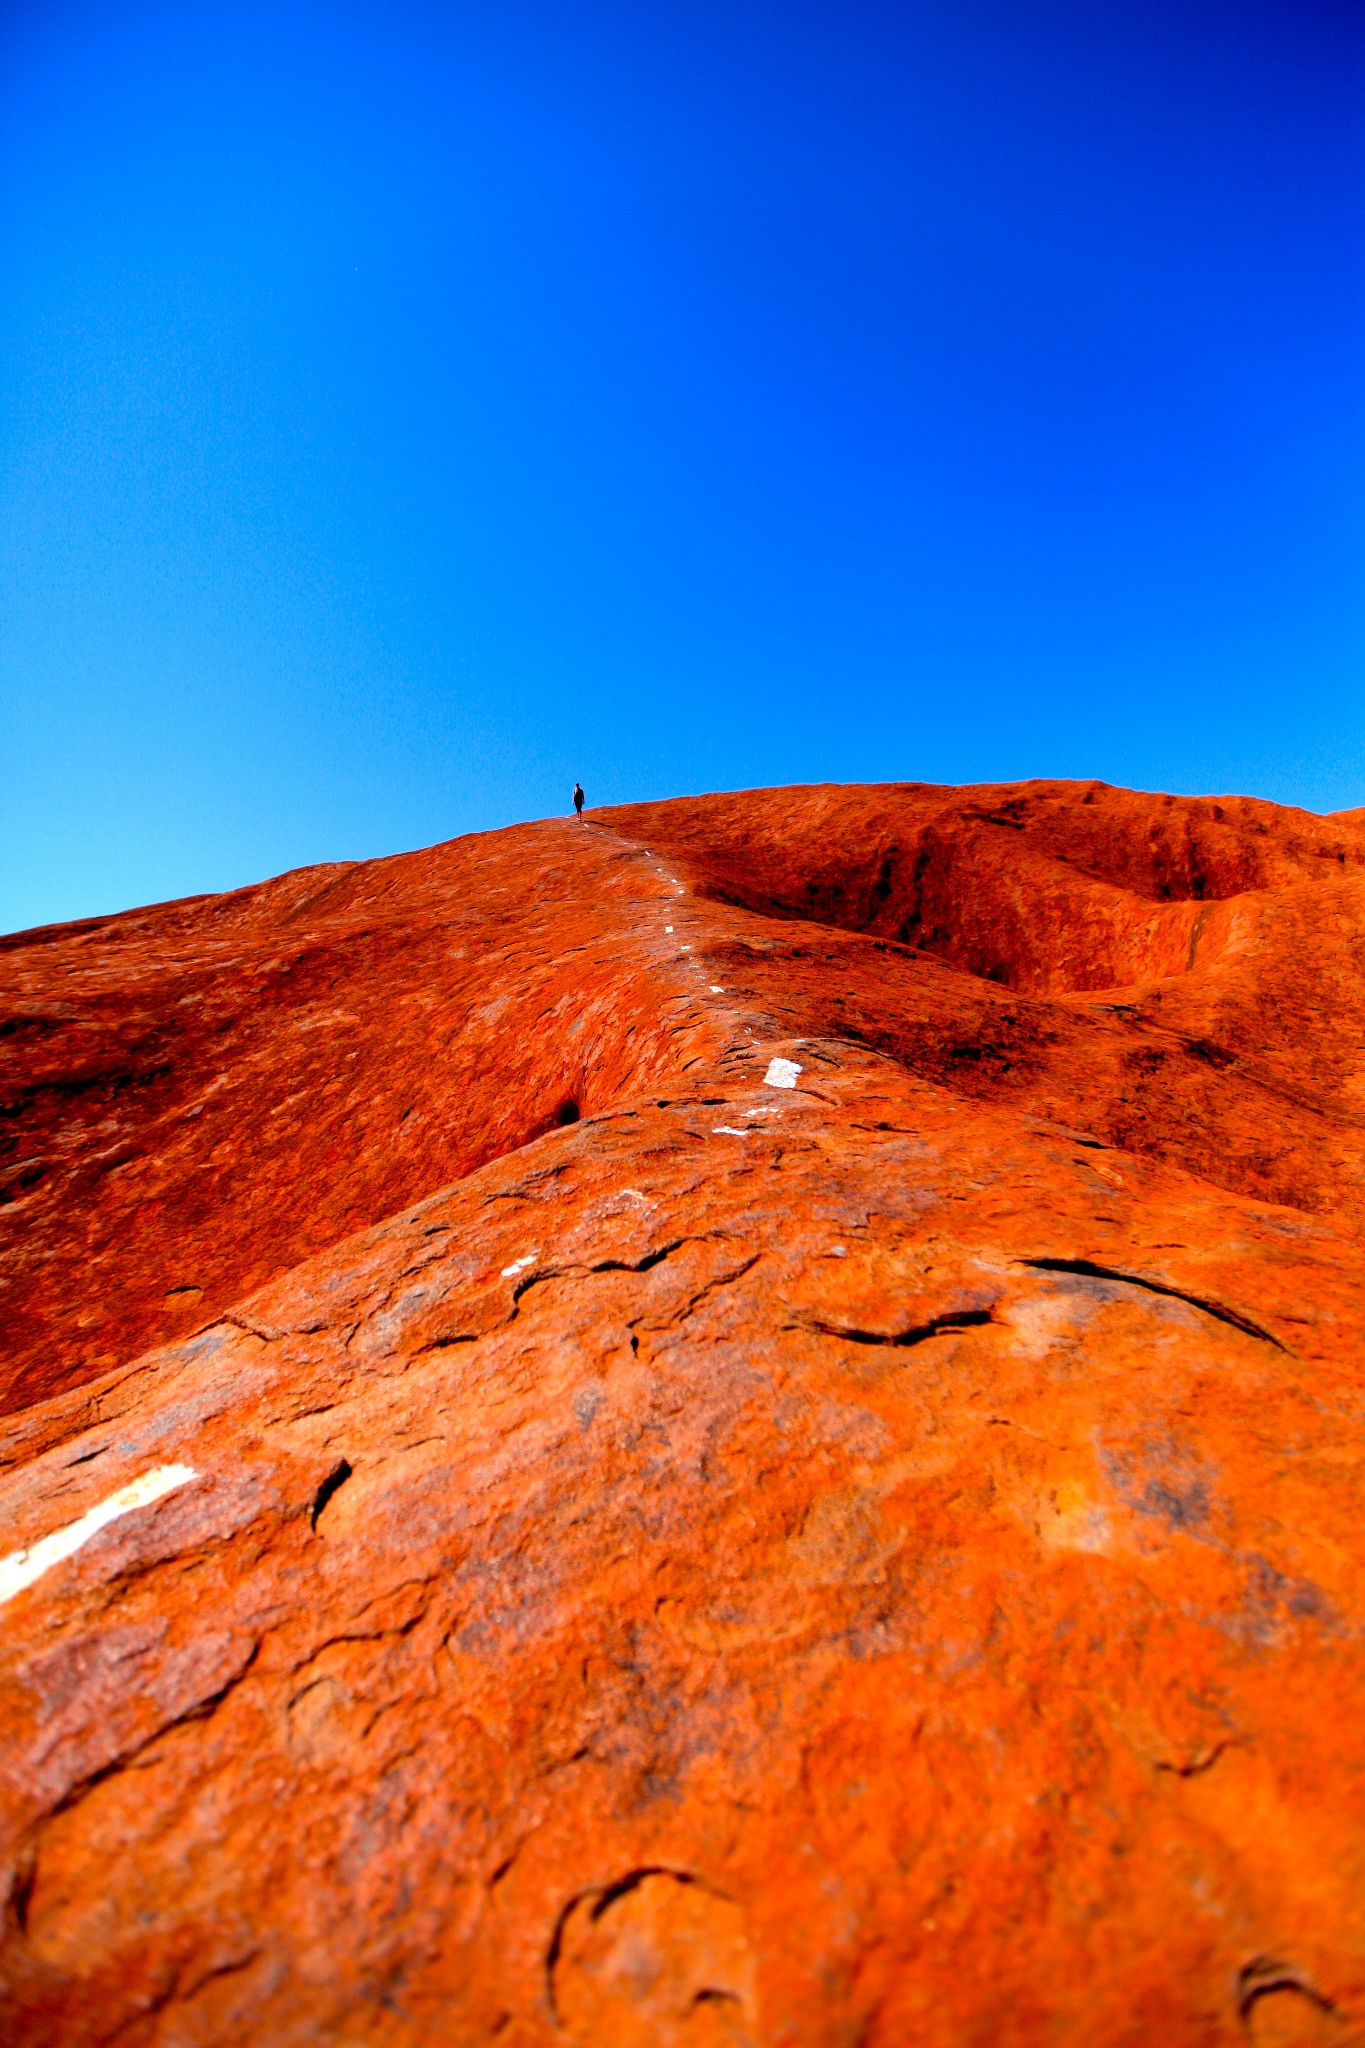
573,782,585,817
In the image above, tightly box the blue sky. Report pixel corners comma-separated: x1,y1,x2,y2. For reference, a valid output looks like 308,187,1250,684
2,0,1362,931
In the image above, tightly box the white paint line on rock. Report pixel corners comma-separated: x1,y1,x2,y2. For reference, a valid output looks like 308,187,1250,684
501,1253,537,1277
712,1126,751,1137
709,985,725,993
0,1465,199,1610
665,925,673,933
763,1057,803,1089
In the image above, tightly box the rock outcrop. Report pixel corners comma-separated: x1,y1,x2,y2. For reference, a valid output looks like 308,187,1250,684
1,780,1363,2045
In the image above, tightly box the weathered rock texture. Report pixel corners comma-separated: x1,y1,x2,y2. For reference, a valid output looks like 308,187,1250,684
2,779,1364,2046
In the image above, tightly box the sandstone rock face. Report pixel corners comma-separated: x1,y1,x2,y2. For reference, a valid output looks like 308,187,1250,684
1,780,1363,2045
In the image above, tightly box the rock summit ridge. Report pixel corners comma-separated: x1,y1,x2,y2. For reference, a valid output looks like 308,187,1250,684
1,778,1363,2044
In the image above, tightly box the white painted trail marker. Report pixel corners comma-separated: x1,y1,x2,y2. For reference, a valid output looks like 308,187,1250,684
501,1253,536,1277
763,1058,803,1089
709,985,725,993
712,1126,751,1137
0,1464,199,1610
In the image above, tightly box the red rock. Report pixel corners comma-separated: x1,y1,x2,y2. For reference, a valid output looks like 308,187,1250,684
0,780,1363,2044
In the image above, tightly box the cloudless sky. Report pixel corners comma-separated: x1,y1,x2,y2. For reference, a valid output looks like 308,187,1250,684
1,0,1362,931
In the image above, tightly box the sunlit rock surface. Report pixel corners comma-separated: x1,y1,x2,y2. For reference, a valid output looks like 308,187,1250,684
1,781,1363,2045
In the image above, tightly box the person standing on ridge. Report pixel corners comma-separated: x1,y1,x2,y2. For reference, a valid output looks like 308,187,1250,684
573,782,585,818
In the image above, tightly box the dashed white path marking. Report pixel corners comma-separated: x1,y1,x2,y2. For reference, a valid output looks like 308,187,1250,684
763,1058,803,1089
709,985,725,993
715,1107,783,1135
501,1253,537,1277
0,1465,199,1610
665,925,673,933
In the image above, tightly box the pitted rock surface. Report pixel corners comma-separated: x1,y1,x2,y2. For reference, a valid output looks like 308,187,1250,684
1,780,1363,2045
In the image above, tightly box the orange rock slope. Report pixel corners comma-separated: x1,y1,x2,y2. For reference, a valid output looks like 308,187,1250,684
2,779,1364,2046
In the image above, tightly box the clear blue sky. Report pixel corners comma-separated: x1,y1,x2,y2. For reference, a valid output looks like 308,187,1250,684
2,0,1362,932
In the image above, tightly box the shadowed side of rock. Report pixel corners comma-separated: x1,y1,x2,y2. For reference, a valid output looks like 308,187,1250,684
0,823,730,1412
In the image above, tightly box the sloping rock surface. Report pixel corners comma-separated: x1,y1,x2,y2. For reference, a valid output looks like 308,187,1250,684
1,780,1363,2045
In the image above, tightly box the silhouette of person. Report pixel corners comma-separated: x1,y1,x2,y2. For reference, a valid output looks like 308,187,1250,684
573,782,585,817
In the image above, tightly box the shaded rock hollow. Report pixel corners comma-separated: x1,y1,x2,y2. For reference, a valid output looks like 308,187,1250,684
1,779,1364,2045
